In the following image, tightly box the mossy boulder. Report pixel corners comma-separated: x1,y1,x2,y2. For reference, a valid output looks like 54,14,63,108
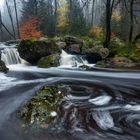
64,36,83,46
96,57,136,68
0,60,8,72
84,45,109,63
18,39,61,64
37,54,60,68
17,86,64,128
63,36,84,54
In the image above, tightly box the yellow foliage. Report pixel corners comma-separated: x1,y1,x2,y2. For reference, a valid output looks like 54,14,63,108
112,10,121,21
57,0,68,29
136,44,140,49
89,26,104,39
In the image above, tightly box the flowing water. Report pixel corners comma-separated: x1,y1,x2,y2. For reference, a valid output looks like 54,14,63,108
60,50,90,68
0,45,140,140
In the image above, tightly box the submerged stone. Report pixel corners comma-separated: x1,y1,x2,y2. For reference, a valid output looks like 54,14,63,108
17,86,64,128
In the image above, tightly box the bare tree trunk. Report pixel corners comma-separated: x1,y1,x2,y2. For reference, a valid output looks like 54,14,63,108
69,0,72,24
54,0,57,34
6,0,16,39
91,0,95,26
0,10,3,41
14,0,20,39
129,0,134,43
1,22,15,39
104,0,111,48
104,0,115,48
34,0,38,16
0,11,14,40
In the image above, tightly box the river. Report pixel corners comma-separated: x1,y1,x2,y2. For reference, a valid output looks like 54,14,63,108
0,44,140,140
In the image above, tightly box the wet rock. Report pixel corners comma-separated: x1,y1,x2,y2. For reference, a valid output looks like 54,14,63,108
63,36,83,55
85,45,109,59
79,65,91,70
0,60,8,72
56,41,66,49
68,44,82,54
17,86,64,128
85,45,109,63
111,57,136,67
18,39,61,64
37,54,60,68
96,57,136,68
64,36,83,46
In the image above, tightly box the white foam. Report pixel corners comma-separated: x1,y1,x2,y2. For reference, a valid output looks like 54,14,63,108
92,111,114,130
124,104,140,111
65,95,90,100
50,111,57,117
0,73,16,91
60,50,95,68
89,95,112,106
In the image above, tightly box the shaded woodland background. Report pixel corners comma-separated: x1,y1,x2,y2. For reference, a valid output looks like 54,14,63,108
0,0,140,48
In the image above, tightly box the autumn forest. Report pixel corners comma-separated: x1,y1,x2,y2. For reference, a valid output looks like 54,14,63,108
0,1,140,140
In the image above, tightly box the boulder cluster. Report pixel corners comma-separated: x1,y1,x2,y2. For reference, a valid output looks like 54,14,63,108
18,36,109,68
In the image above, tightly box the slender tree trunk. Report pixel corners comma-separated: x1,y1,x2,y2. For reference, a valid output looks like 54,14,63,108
54,0,57,34
129,0,134,43
14,0,20,39
69,0,72,24
0,10,3,41
104,0,112,48
91,0,95,26
1,22,15,39
0,10,14,40
34,0,38,16
6,0,16,39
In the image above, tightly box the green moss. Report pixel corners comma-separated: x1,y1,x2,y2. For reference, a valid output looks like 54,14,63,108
80,36,103,48
17,86,64,128
37,54,60,68
109,38,140,62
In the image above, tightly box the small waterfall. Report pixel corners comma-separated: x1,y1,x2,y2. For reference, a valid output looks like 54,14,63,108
1,48,24,65
60,50,89,67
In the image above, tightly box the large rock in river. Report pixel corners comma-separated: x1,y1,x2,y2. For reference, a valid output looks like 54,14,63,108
63,36,84,54
96,57,136,68
84,45,109,63
18,39,61,64
37,54,60,68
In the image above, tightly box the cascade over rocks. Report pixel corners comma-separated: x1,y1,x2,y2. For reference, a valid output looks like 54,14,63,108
18,39,61,64
18,36,109,67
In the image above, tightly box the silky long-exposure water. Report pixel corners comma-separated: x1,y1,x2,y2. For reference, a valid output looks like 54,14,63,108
0,44,140,140
0,65,140,140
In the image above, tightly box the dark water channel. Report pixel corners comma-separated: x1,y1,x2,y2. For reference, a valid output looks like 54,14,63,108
0,66,140,140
